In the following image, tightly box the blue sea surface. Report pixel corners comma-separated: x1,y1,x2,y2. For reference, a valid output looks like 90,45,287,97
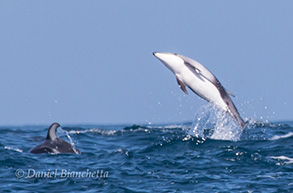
1,118,292,192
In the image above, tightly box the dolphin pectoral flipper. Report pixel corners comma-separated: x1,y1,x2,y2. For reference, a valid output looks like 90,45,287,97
176,75,188,94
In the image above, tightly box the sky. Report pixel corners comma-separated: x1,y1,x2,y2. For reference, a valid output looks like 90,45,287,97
0,1,292,126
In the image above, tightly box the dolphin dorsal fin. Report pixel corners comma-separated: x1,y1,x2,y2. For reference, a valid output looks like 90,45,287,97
225,88,235,97
176,75,188,94
46,123,60,141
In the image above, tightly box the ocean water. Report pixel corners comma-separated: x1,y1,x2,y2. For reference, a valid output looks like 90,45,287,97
1,108,292,192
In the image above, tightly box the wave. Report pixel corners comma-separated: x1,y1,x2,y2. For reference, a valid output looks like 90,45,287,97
269,132,293,141
59,112,293,145
67,125,152,136
269,156,293,164
66,124,190,137
4,146,23,153
64,121,292,143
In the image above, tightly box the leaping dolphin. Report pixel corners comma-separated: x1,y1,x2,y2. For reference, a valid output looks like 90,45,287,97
153,52,246,129
30,122,81,154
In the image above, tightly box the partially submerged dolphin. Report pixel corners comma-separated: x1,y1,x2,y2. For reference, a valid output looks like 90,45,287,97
153,52,246,129
30,122,81,154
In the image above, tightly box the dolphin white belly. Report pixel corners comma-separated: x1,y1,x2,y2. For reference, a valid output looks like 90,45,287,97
179,67,227,110
153,52,246,129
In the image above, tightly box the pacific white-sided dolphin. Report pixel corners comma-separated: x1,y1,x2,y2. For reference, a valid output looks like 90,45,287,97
30,122,81,154
153,52,246,129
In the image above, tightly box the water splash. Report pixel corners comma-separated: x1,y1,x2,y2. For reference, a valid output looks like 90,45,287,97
189,104,243,141
58,127,80,154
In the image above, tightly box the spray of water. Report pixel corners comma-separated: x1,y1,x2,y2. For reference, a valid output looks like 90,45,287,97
58,127,80,154
189,104,243,141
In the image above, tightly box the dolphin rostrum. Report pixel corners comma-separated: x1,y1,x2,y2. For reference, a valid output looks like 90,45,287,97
153,52,246,129
30,122,81,154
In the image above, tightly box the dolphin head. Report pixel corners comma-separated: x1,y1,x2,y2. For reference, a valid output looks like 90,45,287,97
46,122,60,141
153,52,184,74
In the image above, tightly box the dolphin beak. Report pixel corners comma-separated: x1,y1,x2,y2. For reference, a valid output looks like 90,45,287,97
153,52,164,60
153,52,173,65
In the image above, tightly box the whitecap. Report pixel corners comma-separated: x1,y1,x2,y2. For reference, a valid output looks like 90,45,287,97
269,132,293,140
68,128,119,136
68,126,153,136
269,156,293,164
4,146,23,153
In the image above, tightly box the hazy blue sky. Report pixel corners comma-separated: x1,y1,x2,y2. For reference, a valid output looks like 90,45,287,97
0,1,292,125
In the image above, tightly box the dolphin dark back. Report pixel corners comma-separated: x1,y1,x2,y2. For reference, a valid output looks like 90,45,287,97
30,123,81,154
